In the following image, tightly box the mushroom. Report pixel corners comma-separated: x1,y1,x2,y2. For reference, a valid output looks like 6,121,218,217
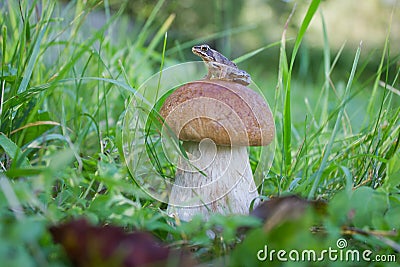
159,80,274,221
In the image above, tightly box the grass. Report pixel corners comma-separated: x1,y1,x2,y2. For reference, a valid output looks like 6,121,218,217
1,0,399,266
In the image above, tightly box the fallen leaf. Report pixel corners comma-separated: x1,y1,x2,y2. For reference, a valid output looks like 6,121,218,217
49,219,195,267
250,195,326,232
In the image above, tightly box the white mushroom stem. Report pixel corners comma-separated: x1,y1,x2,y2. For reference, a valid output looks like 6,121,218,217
167,139,259,221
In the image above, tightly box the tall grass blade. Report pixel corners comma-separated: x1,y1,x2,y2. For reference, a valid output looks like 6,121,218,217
278,6,292,178
233,41,282,64
366,9,393,118
135,0,166,48
156,32,168,101
282,0,320,176
17,1,55,94
0,25,7,124
134,14,175,69
289,0,321,71
308,42,362,199
319,9,330,128
17,25,47,94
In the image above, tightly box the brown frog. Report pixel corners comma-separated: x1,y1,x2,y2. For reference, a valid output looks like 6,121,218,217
192,44,251,86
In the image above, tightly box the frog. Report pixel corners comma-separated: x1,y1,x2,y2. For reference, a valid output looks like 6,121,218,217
192,44,251,86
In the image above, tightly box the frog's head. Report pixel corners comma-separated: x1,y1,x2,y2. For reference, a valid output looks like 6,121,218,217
192,44,215,62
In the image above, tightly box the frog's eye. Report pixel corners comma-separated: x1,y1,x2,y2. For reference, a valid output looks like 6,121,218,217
201,46,209,52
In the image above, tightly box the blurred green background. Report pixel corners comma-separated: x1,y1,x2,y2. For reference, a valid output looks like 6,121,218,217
63,0,399,131
79,0,400,82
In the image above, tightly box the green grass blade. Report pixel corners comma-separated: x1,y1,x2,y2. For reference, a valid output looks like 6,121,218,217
0,25,7,125
277,6,292,179
308,42,362,199
233,40,283,64
282,0,320,177
17,1,55,94
289,0,321,71
135,0,166,48
319,9,330,127
17,25,47,94
366,9,393,118
0,132,31,167
156,32,168,101
134,14,175,70
0,173,25,220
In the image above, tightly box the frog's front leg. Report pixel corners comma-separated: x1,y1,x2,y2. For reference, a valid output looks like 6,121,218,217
204,62,216,79
218,65,229,80
205,62,221,80
207,62,228,80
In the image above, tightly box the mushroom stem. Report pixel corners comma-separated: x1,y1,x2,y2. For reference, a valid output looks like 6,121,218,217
167,140,259,221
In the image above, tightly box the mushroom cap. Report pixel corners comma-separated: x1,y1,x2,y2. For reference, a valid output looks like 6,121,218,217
159,80,275,146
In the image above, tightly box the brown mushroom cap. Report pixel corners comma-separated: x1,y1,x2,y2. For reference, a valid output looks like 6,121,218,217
159,80,275,146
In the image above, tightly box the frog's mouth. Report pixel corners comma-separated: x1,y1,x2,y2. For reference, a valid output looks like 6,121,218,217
192,48,213,62
193,54,210,63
